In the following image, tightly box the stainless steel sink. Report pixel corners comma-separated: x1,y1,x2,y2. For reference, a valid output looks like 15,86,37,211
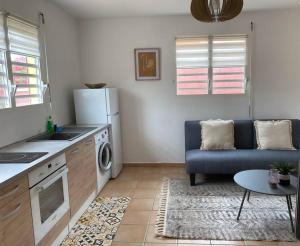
28,126,98,142
29,132,84,142
62,127,98,133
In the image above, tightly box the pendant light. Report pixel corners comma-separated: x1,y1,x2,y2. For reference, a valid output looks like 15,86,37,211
191,0,243,23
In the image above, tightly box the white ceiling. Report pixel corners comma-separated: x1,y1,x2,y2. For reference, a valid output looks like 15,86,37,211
51,0,300,19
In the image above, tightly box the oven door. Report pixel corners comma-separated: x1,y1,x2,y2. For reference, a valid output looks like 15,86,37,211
30,165,69,244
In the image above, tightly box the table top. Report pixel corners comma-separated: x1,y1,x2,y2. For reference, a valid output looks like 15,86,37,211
234,170,297,196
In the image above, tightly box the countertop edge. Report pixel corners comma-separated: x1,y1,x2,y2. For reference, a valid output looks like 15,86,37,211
0,124,109,188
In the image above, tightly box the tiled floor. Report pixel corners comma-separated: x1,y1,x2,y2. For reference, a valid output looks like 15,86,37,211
100,166,300,246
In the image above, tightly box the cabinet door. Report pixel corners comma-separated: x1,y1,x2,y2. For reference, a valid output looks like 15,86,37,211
0,190,34,246
66,138,97,219
66,143,86,218
82,137,97,193
0,174,29,209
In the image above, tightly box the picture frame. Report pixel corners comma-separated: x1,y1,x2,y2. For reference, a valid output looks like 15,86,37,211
134,48,161,81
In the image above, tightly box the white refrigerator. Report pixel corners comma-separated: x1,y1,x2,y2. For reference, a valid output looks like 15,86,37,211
73,88,123,178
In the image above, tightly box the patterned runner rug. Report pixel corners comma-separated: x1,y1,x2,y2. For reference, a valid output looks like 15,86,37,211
156,178,296,241
62,197,130,246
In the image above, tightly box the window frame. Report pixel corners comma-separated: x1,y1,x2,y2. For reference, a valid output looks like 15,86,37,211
175,34,249,96
0,12,11,109
0,11,46,109
0,48,11,108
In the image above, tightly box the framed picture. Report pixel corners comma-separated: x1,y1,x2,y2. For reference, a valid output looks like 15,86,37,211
134,48,161,81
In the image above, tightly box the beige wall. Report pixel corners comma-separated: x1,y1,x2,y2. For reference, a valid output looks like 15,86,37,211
0,0,81,147
78,9,300,164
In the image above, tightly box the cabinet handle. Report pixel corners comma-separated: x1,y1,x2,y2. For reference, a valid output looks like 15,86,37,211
71,148,79,154
1,203,22,221
0,185,19,200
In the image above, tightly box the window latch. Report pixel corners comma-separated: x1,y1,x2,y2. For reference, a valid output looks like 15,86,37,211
245,78,250,90
42,83,48,96
8,82,17,97
208,79,212,94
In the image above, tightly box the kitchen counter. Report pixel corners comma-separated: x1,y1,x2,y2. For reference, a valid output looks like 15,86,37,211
0,124,109,187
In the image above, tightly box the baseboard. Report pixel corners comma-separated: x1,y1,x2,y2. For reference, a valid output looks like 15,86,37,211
124,163,185,167
69,190,96,229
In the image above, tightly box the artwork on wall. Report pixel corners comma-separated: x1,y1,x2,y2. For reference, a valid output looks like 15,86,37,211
134,48,161,81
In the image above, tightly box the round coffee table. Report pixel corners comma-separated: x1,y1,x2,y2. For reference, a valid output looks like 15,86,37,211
234,169,297,232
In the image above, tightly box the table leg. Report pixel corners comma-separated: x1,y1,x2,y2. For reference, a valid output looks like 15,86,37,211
237,189,248,221
287,195,293,210
289,195,293,210
247,191,251,201
288,196,292,211
286,195,295,233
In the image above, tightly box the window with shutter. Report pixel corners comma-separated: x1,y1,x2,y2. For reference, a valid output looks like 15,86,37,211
7,16,44,107
176,37,209,95
0,14,11,109
212,35,247,94
176,35,248,96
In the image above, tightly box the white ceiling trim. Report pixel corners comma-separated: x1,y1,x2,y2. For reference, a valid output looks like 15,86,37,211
51,0,300,19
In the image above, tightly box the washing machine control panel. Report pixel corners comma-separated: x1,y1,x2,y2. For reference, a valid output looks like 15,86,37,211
95,129,109,144
101,131,107,138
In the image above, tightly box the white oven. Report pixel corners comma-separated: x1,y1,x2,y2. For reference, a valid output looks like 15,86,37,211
29,154,69,245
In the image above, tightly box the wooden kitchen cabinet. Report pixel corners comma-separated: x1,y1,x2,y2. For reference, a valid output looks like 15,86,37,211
66,136,97,218
0,174,29,209
82,137,97,192
0,175,35,246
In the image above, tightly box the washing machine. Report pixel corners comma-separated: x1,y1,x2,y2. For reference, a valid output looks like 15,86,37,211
95,128,112,193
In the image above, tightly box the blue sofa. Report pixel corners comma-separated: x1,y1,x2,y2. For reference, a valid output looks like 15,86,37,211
185,120,300,186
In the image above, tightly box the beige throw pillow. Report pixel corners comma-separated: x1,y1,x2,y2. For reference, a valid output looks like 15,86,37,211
254,120,295,150
200,120,235,150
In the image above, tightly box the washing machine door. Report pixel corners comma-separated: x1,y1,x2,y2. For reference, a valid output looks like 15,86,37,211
98,142,112,171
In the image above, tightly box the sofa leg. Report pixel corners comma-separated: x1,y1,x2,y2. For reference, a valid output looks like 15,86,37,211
190,174,196,186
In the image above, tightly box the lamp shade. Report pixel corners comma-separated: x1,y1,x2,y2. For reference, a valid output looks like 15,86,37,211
191,0,243,23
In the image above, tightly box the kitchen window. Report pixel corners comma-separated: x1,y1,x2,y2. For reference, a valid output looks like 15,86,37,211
0,12,45,108
176,35,248,95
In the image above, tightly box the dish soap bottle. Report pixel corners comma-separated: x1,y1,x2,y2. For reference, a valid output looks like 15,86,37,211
47,116,54,134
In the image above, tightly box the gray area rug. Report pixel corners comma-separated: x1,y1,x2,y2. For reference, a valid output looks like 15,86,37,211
156,178,296,241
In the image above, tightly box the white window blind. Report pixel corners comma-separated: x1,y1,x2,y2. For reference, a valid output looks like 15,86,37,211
176,37,209,95
176,35,248,95
0,14,11,109
212,35,247,94
7,16,43,107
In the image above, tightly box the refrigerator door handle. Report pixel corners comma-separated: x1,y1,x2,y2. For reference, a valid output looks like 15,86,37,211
108,112,120,117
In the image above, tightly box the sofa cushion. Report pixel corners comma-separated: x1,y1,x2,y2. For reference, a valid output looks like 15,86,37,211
186,149,300,174
200,120,235,150
233,120,254,149
185,121,202,151
185,120,253,151
292,120,300,149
